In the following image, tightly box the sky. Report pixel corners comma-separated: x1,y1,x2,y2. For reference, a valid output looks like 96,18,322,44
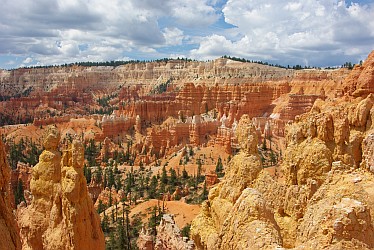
0,0,374,69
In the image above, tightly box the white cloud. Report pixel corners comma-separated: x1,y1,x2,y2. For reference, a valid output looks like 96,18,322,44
0,0,373,68
22,57,33,64
0,0,222,68
170,0,220,27
163,28,184,46
190,0,374,66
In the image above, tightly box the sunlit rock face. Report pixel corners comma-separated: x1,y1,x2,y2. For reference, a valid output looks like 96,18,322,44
17,126,105,250
0,137,21,250
191,89,374,249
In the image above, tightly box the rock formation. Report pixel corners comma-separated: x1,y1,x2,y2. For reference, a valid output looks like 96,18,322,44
0,137,21,250
17,126,105,250
191,90,374,249
191,115,280,249
155,214,195,250
137,214,195,250
343,50,374,97
18,126,62,250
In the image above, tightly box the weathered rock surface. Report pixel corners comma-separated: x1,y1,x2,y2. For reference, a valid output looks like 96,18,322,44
0,137,21,250
154,214,195,250
191,89,374,249
191,115,276,250
17,126,105,250
343,50,374,97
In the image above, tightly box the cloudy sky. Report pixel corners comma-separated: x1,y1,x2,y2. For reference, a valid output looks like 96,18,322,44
1,0,373,69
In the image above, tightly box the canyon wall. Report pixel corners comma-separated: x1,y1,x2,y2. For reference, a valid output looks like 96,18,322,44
0,56,350,127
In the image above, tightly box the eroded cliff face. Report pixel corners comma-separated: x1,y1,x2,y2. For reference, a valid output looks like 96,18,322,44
343,50,374,97
17,126,105,250
0,138,21,250
191,91,374,249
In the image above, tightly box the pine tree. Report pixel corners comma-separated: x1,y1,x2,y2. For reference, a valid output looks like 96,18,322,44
109,190,113,207
169,168,177,187
201,181,208,200
107,167,115,188
83,164,92,184
97,200,105,213
96,165,103,183
15,179,25,205
148,206,158,236
107,231,116,250
161,165,168,184
101,211,110,233
197,159,203,183
215,156,223,174
148,176,158,199
116,219,126,250
115,175,122,191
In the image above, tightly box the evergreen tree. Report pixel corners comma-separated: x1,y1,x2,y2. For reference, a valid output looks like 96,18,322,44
97,200,105,213
116,220,127,249
103,171,108,188
101,211,110,233
169,168,177,187
125,172,132,193
197,159,203,183
148,176,158,199
107,167,115,188
201,181,208,200
109,190,113,207
15,179,25,205
96,165,103,183
107,231,116,250
148,206,158,236
125,208,131,249
215,156,223,174
161,165,168,184
83,164,92,184
115,175,122,190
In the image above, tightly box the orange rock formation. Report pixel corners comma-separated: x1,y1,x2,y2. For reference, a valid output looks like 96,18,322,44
0,138,21,250
191,88,374,249
190,50,374,249
17,126,105,250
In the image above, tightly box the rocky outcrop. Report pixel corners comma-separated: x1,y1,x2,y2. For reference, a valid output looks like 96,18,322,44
343,50,374,97
191,90,374,249
137,214,195,250
101,114,135,139
17,126,105,250
0,137,21,250
362,133,374,171
155,214,195,250
94,186,125,209
191,115,279,249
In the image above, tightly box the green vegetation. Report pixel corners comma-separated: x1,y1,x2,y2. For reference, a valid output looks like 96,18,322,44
221,55,356,70
181,224,191,239
14,180,26,205
6,137,42,169
151,79,172,95
19,57,197,70
215,156,224,178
